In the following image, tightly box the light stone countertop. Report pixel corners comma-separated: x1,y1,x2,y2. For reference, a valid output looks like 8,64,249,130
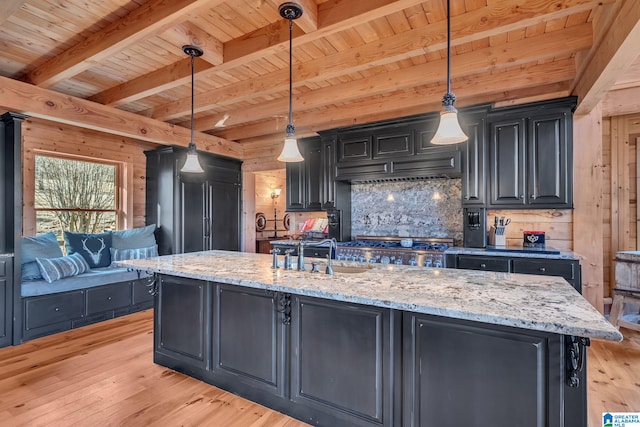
116,250,622,342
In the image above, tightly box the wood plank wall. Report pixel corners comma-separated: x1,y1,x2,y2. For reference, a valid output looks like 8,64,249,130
604,113,640,298
486,209,573,252
21,118,158,236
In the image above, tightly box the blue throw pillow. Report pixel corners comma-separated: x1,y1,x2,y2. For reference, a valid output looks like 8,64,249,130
110,245,158,263
64,231,112,268
21,232,64,281
36,252,90,283
111,224,157,250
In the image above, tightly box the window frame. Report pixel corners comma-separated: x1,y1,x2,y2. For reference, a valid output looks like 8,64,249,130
32,152,124,235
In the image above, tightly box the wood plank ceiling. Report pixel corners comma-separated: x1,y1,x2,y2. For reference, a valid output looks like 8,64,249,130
0,0,638,150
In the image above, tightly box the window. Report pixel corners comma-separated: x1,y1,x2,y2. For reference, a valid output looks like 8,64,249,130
34,155,120,240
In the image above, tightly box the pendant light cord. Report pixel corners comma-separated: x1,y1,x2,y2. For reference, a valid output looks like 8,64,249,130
287,17,294,135
190,53,195,146
446,0,451,95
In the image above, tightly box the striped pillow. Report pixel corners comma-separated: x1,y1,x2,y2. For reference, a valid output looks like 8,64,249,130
110,245,158,263
36,252,90,283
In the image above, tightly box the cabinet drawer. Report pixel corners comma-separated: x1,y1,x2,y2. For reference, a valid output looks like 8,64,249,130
304,247,330,259
512,259,575,280
457,256,510,272
86,284,132,314
25,291,84,330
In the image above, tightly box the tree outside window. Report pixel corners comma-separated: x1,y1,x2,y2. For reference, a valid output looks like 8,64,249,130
35,155,118,240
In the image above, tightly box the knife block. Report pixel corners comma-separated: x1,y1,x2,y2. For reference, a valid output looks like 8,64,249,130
488,226,506,246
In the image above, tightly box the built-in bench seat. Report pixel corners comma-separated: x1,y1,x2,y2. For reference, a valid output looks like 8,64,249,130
21,269,154,341
19,226,158,342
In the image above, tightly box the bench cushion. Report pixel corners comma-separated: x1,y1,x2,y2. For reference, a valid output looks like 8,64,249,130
21,267,144,297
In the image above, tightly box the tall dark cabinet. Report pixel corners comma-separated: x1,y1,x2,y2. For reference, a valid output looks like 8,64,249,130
145,146,242,255
1,112,26,347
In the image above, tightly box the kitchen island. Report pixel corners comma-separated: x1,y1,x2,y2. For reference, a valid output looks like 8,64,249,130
119,250,621,427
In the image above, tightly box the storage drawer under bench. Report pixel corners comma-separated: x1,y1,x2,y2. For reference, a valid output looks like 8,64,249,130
24,291,85,330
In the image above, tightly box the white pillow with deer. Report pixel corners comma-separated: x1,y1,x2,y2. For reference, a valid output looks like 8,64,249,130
63,231,112,269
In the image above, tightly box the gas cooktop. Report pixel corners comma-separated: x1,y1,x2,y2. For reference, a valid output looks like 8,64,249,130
337,236,453,252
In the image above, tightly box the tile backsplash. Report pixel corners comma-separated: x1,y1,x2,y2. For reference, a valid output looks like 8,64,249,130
351,178,463,244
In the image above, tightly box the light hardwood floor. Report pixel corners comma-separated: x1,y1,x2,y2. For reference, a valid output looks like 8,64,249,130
0,310,637,427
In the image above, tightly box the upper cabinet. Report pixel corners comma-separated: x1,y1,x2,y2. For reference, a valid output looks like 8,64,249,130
487,97,575,208
334,115,462,181
460,109,488,207
286,135,351,214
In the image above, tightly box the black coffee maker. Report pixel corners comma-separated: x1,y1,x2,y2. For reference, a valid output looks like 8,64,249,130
463,207,486,248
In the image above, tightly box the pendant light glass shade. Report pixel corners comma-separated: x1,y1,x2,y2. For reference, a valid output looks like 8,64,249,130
277,2,304,163
431,0,467,145
182,142,204,173
277,134,304,162
180,45,205,173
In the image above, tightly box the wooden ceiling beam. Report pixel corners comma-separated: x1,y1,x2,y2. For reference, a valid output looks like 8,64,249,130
148,0,604,122
602,86,640,117
285,0,318,33
163,22,224,65
239,80,572,148
218,59,576,141
89,57,212,107
24,0,222,88
190,24,591,132
0,0,27,26
573,0,640,114
0,76,243,159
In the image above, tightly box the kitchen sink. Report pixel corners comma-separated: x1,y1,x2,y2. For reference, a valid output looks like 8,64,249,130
332,265,372,274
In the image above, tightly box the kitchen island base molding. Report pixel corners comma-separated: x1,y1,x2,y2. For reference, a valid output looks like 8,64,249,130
153,274,586,427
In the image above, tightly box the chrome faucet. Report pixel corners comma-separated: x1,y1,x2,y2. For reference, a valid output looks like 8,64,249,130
296,238,337,274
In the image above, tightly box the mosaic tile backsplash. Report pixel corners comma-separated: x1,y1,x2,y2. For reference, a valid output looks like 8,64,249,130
351,178,463,244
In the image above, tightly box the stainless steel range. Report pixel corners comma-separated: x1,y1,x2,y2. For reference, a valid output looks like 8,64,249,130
336,236,452,268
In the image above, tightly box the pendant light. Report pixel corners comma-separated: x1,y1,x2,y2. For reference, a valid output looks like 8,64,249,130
277,2,304,162
180,44,205,173
431,0,468,145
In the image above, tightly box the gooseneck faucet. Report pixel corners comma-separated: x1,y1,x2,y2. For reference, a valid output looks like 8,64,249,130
296,238,337,274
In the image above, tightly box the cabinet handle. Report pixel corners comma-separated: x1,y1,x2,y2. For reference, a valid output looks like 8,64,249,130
539,267,546,272
480,263,487,268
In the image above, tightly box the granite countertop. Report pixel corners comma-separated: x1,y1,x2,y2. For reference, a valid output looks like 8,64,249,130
116,250,621,342
446,246,582,260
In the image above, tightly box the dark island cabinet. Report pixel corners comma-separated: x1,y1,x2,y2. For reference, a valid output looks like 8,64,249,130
145,146,242,255
290,296,401,427
487,97,575,208
403,312,585,427
154,275,210,371
212,284,287,397
0,255,12,348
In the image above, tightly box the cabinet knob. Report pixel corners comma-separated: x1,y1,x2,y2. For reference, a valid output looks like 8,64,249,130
539,267,546,272
480,263,487,268
54,307,60,312
108,296,112,301
464,195,470,200
530,194,537,199
519,194,524,199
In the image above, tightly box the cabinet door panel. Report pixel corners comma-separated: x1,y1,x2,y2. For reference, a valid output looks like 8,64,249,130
286,161,305,211
179,178,207,253
210,181,240,251
321,136,336,209
489,119,526,205
291,297,389,424
373,128,413,158
156,276,207,366
304,139,323,211
214,285,284,395
337,131,372,163
404,313,561,427
461,115,486,205
528,112,570,206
